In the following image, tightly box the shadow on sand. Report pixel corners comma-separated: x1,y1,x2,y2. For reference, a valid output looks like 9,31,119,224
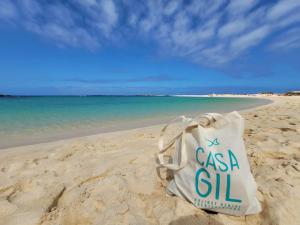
169,214,224,225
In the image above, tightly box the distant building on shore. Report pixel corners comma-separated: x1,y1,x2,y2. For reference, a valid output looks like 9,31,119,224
284,91,300,96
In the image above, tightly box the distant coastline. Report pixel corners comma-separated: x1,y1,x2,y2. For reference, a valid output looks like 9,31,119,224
0,93,13,98
1,90,299,97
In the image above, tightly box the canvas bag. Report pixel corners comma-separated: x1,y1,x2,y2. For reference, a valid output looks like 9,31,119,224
157,111,261,216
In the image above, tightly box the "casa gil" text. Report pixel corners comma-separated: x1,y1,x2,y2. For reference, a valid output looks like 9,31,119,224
195,146,242,203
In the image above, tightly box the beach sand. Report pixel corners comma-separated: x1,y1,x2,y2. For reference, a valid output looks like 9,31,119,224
0,96,299,225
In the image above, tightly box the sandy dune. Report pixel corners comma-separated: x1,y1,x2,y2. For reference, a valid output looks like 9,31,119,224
0,96,299,225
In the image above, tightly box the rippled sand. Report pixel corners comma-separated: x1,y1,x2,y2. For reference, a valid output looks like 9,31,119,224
0,96,299,225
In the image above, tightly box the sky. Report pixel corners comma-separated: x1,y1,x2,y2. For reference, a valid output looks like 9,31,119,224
0,0,299,95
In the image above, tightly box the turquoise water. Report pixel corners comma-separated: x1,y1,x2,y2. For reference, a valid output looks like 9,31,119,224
0,96,270,148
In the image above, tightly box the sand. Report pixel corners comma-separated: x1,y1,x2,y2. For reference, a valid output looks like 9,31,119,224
0,96,299,225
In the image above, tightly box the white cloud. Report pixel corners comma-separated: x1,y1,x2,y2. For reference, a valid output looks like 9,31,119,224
0,0,299,66
101,0,118,26
269,27,300,50
275,10,300,28
227,0,257,16
186,0,226,18
164,1,181,16
139,1,163,33
197,44,228,64
267,0,300,21
128,14,138,26
29,23,99,50
218,20,247,38
91,0,118,37
231,26,270,52
0,0,17,20
78,0,98,7
47,4,76,27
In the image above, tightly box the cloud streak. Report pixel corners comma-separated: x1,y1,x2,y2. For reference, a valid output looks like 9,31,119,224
1,0,300,65
0,0,17,20
269,27,300,50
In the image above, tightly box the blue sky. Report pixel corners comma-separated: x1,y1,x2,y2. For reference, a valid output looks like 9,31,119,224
0,0,299,95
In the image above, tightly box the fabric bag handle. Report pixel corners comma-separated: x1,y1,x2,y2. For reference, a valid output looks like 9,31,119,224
193,113,228,126
157,113,230,171
157,116,192,170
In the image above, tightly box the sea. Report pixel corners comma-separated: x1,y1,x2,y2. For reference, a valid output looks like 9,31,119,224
0,96,271,149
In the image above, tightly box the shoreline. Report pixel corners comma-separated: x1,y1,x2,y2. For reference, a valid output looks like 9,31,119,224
0,96,272,151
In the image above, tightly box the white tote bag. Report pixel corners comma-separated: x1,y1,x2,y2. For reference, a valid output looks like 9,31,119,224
157,111,261,216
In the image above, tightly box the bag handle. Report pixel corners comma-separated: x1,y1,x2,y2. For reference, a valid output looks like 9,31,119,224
157,116,191,170
157,113,229,171
193,113,228,126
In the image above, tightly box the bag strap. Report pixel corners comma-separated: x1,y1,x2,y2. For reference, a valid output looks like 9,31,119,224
157,116,191,170
157,113,229,171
